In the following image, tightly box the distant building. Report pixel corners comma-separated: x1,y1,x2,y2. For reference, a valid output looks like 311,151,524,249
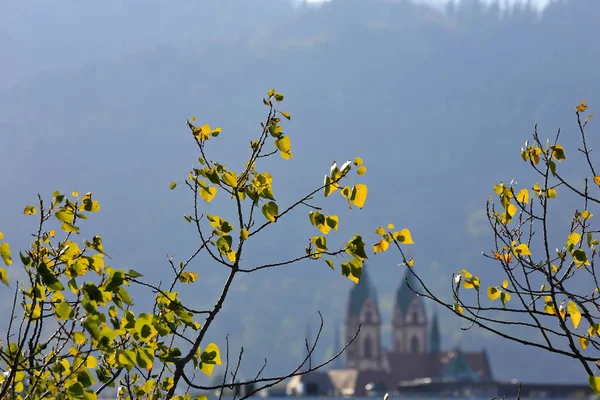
287,264,493,397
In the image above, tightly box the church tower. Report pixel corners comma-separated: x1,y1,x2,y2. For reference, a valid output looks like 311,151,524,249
392,269,429,353
345,263,383,371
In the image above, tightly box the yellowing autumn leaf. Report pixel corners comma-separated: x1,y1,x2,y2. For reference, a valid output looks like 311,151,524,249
373,239,389,253
350,184,368,209
393,229,414,244
23,205,37,215
576,100,587,112
512,243,531,257
516,189,529,204
274,136,293,160
199,184,217,203
487,286,501,300
568,301,581,330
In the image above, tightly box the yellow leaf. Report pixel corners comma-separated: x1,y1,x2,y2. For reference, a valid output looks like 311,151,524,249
350,184,368,209
0,268,8,286
0,242,13,266
23,205,37,215
594,176,600,186
568,301,581,330
86,355,98,369
353,157,364,166
274,136,293,160
463,276,480,290
0,232,3,240
506,203,517,217
72,191,79,197
357,166,367,176
241,229,249,240
199,184,217,203
453,303,463,314
387,223,395,229
169,182,177,190
567,232,581,248
221,171,238,188
191,116,197,123
73,332,86,345
512,243,531,257
576,100,587,112
393,229,414,244
516,189,529,204
502,280,509,289
487,286,501,300
375,226,386,235
373,239,389,254
407,258,415,267
61,222,80,234
547,188,557,198
280,111,291,120
580,335,589,350
581,210,593,220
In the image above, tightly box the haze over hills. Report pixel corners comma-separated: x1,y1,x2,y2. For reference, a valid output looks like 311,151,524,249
1,0,599,384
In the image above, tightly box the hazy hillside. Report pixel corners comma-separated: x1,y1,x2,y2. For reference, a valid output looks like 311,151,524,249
1,0,599,384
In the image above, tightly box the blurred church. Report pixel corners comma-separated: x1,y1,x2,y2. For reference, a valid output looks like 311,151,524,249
286,264,493,397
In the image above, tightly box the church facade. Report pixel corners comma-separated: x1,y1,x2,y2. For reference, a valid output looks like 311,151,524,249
286,265,493,397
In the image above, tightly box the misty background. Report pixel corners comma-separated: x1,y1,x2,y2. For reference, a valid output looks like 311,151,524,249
1,0,599,385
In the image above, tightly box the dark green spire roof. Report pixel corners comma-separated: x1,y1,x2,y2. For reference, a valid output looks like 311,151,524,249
429,311,441,354
396,269,422,317
348,263,378,317
441,350,480,382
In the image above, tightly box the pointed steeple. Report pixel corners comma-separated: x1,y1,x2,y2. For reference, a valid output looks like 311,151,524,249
348,262,379,317
396,268,422,318
429,310,441,354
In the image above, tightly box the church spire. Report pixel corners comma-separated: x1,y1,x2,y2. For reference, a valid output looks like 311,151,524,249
429,310,441,354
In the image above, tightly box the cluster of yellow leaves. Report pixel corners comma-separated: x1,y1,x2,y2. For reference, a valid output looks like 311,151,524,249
323,158,368,209
487,279,511,307
457,269,480,291
372,224,414,255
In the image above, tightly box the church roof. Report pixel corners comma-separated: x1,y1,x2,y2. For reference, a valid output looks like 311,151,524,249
440,349,480,382
396,269,422,317
348,263,378,317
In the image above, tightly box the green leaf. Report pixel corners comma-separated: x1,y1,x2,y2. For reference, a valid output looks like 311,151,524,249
39,263,64,291
589,376,600,395
573,249,589,265
55,302,73,320
127,269,144,278
68,382,84,398
261,201,279,222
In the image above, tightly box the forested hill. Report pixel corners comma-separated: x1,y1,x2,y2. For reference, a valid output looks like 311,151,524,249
1,0,599,383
